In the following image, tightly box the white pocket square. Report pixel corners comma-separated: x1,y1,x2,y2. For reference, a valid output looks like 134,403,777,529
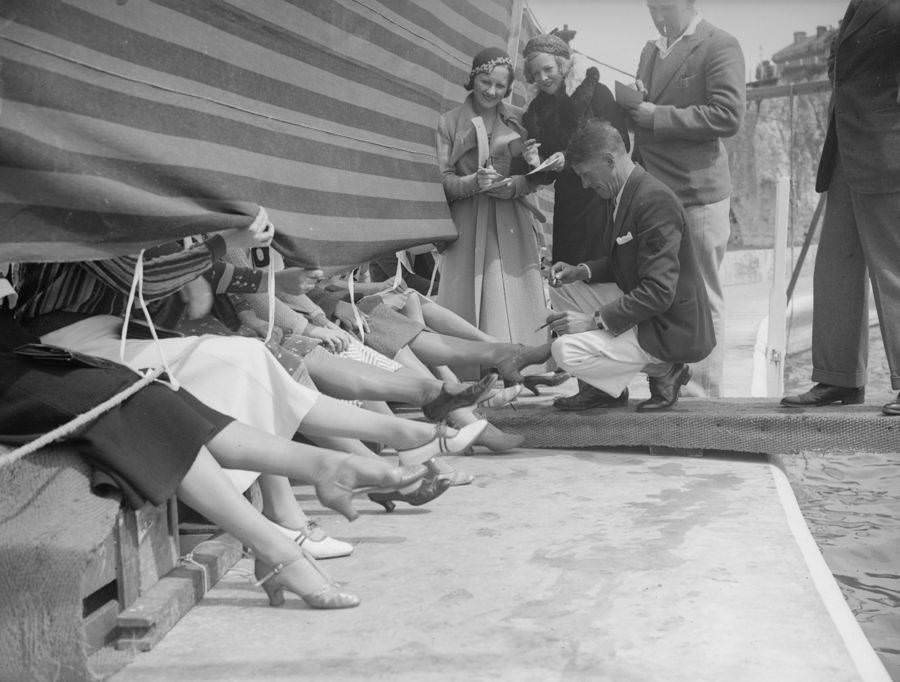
615,232,633,245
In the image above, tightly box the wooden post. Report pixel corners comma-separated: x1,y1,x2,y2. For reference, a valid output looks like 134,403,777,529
766,176,790,397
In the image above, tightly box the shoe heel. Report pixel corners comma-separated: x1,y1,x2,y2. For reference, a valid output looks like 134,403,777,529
522,376,542,396
368,493,395,513
262,582,285,607
841,389,865,405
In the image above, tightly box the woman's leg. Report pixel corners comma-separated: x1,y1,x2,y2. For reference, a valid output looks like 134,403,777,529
307,433,381,460
305,351,442,405
259,475,308,529
407,331,551,371
405,293,497,342
206,422,425,520
297,394,445,450
177,449,330,597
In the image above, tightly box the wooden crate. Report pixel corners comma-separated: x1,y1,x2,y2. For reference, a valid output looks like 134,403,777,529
81,497,179,653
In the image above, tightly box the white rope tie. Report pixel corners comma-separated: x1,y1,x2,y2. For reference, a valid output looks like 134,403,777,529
347,269,365,345
392,251,405,291
120,250,181,390
264,247,276,343
427,251,441,298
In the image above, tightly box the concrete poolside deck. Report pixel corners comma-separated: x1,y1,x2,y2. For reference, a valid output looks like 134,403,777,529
110,448,889,682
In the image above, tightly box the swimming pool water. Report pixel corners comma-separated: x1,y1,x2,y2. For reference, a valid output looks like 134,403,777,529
781,452,900,680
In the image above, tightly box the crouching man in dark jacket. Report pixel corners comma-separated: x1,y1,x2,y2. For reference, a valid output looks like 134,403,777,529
544,120,715,411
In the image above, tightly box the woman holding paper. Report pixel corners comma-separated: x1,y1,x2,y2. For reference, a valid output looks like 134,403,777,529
435,48,548,359
520,34,630,266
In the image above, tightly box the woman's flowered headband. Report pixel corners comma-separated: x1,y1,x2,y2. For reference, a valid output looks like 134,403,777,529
470,55,513,78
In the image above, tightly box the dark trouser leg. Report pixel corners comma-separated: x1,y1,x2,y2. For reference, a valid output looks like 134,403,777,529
811,162,869,389
851,187,900,391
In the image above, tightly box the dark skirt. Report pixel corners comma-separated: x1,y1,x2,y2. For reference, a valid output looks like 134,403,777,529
0,350,234,508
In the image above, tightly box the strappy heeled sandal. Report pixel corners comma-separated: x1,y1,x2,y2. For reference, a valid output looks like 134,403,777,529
367,461,452,512
254,536,359,609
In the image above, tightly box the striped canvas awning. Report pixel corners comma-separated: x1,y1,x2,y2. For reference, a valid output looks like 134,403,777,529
0,0,539,267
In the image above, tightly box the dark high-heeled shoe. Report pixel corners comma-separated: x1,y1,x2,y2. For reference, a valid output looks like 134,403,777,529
367,464,451,512
493,344,551,385
522,370,571,396
315,459,428,521
422,372,498,422
254,538,359,609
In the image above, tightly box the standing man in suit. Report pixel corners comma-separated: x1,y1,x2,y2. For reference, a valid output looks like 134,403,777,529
782,0,900,416
622,0,745,398
543,120,715,412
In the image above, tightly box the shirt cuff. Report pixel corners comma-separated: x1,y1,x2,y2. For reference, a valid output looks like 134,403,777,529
577,262,592,280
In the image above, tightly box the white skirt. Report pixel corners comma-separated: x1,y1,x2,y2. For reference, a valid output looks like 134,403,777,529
41,316,319,492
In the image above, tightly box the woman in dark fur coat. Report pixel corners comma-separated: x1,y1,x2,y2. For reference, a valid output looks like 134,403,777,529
521,34,631,265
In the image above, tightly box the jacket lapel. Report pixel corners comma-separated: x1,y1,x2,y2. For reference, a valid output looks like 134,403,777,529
649,22,709,102
609,167,643,253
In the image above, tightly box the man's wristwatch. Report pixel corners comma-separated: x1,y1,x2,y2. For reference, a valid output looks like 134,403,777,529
593,310,605,330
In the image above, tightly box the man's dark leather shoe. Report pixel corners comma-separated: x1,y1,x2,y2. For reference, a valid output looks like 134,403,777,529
780,383,865,408
883,392,900,416
553,380,628,411
636,363,691,412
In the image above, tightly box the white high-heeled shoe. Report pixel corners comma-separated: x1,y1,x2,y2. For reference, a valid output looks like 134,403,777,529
479,383,524,409
271,520,353,560
396,419,488,467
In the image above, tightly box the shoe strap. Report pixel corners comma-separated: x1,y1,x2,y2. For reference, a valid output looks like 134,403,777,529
434,422,449,453
254,561,286,586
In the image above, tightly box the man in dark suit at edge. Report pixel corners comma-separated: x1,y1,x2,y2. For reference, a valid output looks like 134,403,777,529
543,120,715,412
781,0,900,416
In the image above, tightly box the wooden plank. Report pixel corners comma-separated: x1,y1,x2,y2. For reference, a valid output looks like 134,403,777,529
766,177,790,397
116,533,243,652
746,80,830,101
116,508,140,608
135,503,179,592
83,599,120,655
81,527,118,598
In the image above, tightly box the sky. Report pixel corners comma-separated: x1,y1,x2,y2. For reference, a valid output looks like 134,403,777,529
525,0,850,81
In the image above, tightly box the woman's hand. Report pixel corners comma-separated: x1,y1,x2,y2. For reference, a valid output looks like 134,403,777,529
334,300,370,335
305,324,353,353
485,177,518,199
476,164,503,189
522,138,542,168
238,310,284,344
216,210,275,250
180,277,214,319
545,151,566,173
274,267,324,296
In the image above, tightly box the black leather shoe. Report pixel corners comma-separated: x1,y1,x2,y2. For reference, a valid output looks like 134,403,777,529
883,392,900,416
780,383,865,408
636,364,691,412
553,380,628,411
